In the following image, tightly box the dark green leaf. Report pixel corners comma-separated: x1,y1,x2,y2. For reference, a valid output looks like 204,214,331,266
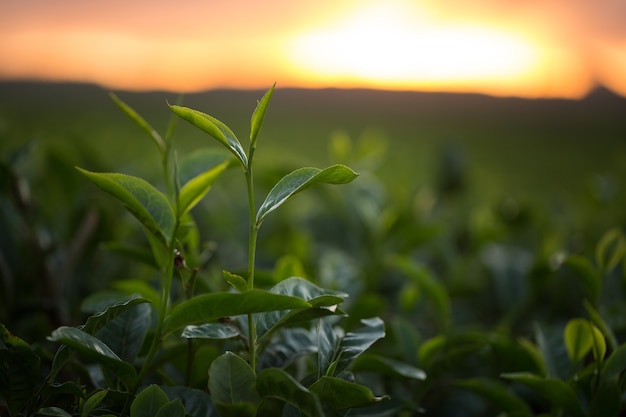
161,386,215,417
256,277,348,341
36,407,73,417
155,399,186,417
591,381,621,417
48,327,137,388
77,168,175,245
259,328,317,369
501,372,585,417
94,302,151,362
317,319,341,378
109,93,165,154
209,352,259,417
131,385,169,417
454,378,532,416
584,300,619,351
335,317,385,375
256,368,323,417
250,83,275,146
181,323,240,339
0,324,40,417
164,290,311,335
601,344,626,383
169,104,247,167
564,255,601,303
351,354,426,380
256,165,358,225
82,389,109,417
82,296,151,335
310,376,389,410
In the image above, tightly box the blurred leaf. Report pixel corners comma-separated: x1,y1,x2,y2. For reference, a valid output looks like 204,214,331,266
111,281,161,308
37,407,73,417
82,389,109,417
501,372,585,417
0,324,40,417
584,300,619,351
590,381,621,417
601,344,626,383
169,104,247,167
256,277,348,341
164,290,311,335
351,354,426,380
417,336,446,367
77,168,175,245
181,323,239,339
256,165,358,225
390,256,451,331
131,385,169,417
454,378,532,417
102,241,158,268
177,149,232,217
223,270,248,293
208,352,259,417
335,317,385,376
274,254,307,281
48,326,137,388
564,255,601,303
256,368,323,417
250,83,275,147
109,93,165,155
309,376,389,410
564,318,606,362
596,228,626,274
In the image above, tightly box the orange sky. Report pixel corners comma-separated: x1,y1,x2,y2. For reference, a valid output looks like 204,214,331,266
1,0,625,98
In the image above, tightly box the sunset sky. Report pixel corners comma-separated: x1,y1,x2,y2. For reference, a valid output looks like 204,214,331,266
1,0,625,99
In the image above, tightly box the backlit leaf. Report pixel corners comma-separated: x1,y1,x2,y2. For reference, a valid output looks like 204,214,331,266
564,319,606,362
169,104,247,167
77,168,175,245
256,165,358,225
250,83,275,147
109,93,165,154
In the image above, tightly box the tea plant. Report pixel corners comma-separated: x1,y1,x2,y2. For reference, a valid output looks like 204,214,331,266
0,85,428,416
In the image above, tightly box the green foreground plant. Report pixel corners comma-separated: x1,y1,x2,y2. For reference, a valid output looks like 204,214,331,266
0,85,434,416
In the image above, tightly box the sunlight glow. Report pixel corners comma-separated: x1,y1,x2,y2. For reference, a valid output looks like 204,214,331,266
288,3,544,95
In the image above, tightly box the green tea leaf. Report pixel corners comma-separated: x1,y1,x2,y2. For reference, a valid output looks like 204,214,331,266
0,324,41,417
335,317,385,375
82,389,109,417
317,318,341,378
223,270,248,292
601,344,626,383
309,376,389,410
48,326,137,388
131,385,169,417
209,352,259,417
596,228,626,274
155,399,186,417
181,323,240,339
177,148,233,217
77,168,175,245
454,378,532,416
160,386,213,417
351,354,426,380
501,372,585,417
250,83,275,147
564,255,601,303
256,277,348,341
256,368,323,417
256,164,358,225
584,299,619,351
82,296,151,335
169,104,247,167
109,93,165,155
94,302,151,363
564,318,606,362
164,290,311,335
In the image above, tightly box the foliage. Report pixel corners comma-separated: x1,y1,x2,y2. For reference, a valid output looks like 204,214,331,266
1,83,626,416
